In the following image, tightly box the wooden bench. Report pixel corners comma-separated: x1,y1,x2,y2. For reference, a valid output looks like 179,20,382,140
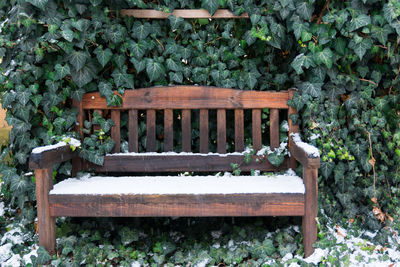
29,86,320,257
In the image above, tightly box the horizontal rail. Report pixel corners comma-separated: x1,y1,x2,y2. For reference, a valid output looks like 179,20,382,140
82,86,289,110
120,9,249,19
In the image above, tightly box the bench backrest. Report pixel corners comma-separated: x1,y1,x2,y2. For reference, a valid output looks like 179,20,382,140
74,86,298,173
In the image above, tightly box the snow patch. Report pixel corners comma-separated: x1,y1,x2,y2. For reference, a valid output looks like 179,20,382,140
0,202,4,217
22,246,38,265
32,137,81,154
291,133,320,157
304,248,329,264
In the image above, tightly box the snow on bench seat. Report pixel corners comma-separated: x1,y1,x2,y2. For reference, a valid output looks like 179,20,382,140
50,174,305,195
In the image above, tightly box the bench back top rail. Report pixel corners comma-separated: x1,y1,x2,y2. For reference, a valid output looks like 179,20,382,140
75,86,298,172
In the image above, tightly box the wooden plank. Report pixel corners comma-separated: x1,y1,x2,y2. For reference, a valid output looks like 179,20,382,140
71,99,84,176
270,108,280,150
111,110,120,153
217,109,226,154
146,110,156,152
288,88,299,170
129,110,138,153
302,168,318,257
234,109,244,152
120,9,249,19
49,193,304,217
252,109,262,151
289,136,320,169
29,145,76,170
82,87,290,110
36,168,56,254
199,109,209,153
90,155,289,173
164,109,173,152
182,110,191,152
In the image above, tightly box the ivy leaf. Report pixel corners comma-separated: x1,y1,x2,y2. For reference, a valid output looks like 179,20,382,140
54,64,71,80
320,161,335,178
299,82,323,98
71,65,95,87
383,3,399,23
268,151,285,167
371,25,392,45
296,1,313,20
243,69,261,89
106,94,122,107
68,50,88,71
130,58,146,73
99,81,113,97
168,15,184,30
94,46,113,67
128,40,146,59
351,143,367,159
27,0,48,10
291,53,315,74
146,59,165,82
169,72,183,83
166,58,182,72
349,14,371,31
201,0,219,15
61,28,74,42
2,91,16,108
18,91,31,106
181,47,192,60
112,67,134,89
131,21,151,40
315,48,333,69
349,38,372,60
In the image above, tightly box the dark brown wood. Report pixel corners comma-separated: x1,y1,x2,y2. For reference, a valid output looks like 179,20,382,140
129,110,138,153
120,9,249,19
91,155,289,173
146,110,156,152
182,110,191,152
217,109,226,154
82,87,289,110
71,99,84,176
164,109,173,152
111,110,120,153
288,88,299,170
36,168,56,254
29,145,76,169
234,109,244,152
270,108,280,150
303,167,318,257
49,193,304,217
289,136,320,169
199,109,209,153
252,109,262,151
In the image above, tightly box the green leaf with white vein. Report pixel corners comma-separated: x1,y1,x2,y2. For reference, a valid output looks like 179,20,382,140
371,25,392,45
131,22,151,40
99,81,113,97
94,46,113,67
201,0,219,15
166,58,182,72
296,1,313,20
168,15,184,30
243,69,261,89
68,50,88,71
61,28,74,42
349,38,372,60
299,82,323,98
27,0,48,10
146,59,165,82
315,48,333,69
291,53,315,74
18,91,31,106
128,41,146,59
349,14,371,31
112,67,134,89
55,64,71,80
71,65,94,87
169,72,183,83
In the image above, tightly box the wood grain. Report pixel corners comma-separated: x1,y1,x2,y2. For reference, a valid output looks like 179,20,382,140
29,145,76,169
288,88,299,170
199,109,209,153
303,167,318,257
82,87,289,110
182,110,191,152
111,110,120,153
164,109,173,152
234,109,244,152
270,108,279,150
217,109,226,154
129,110,138,153
289,136,320,169
252,109,262,151
90,155,289,173
146,110,156,152
120,9,249,19
36,168,56,254
49,193,304,217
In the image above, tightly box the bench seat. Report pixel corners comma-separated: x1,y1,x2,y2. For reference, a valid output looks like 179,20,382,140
48,174,305,217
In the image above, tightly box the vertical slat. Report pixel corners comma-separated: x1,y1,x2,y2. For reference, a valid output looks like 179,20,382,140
129,110,138,153
252,109,262,151
199,109,209,153
303,167,318,257
182,110,191,152
164,109,173,152
234,109,244,152
93,110,103,132
146,110,156,152
217,109,226,154
36,168,56,255
71,99,84,176
288,89,298,170
270,108,280,150
111,110,120,153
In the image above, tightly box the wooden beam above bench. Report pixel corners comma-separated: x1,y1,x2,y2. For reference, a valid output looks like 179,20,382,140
120,9,249,19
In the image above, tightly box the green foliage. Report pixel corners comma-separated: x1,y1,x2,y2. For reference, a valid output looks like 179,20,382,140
0,0,399,228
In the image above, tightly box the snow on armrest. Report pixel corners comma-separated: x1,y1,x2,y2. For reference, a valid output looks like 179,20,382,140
29,141,78,170
289,133,320,169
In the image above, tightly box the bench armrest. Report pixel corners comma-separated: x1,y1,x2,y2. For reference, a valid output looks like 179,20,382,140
289,133,320,169
29,144,77,170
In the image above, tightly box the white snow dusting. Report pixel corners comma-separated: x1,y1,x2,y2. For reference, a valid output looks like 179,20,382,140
32,137,81,154
291,133,320,157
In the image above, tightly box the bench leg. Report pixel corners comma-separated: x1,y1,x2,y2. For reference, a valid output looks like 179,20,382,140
35,168,56,254
303,167,318,257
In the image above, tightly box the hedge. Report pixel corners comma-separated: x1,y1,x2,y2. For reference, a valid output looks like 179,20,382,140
0,0,399,231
